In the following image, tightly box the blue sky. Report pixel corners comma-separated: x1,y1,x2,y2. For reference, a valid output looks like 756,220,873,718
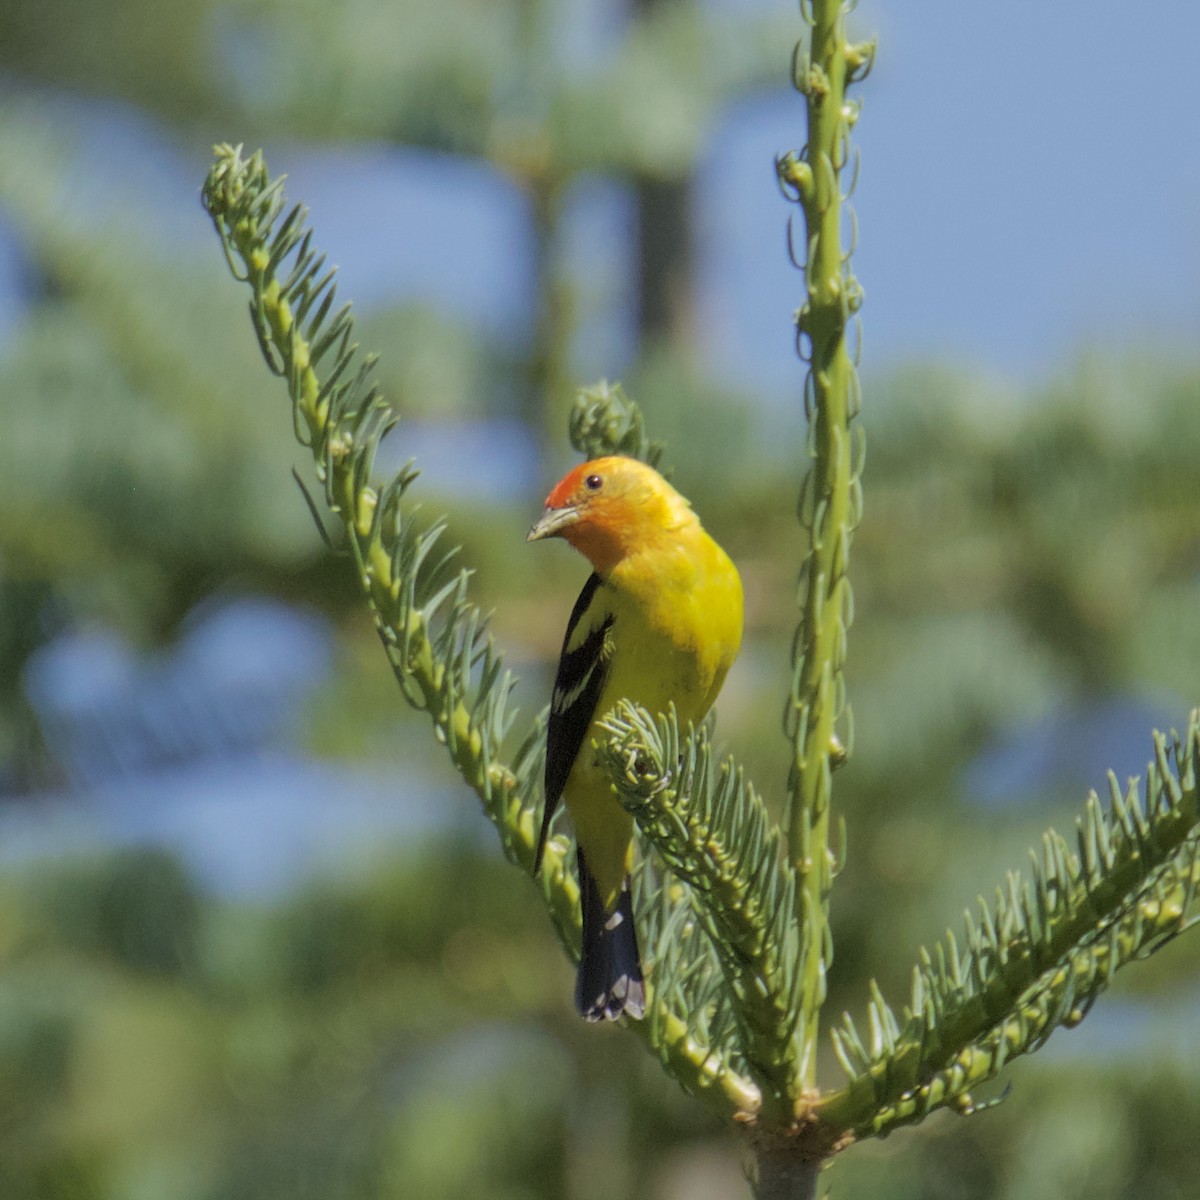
273,0,1200,405
2,0,1197,405
849,1,1200,380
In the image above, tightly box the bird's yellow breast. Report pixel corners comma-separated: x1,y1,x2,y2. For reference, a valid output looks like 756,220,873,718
564,527,743,908
602,535,742,722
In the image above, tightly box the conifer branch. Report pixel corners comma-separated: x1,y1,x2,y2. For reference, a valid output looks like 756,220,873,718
777,0,871,1091
819,713,1200,1137
202,146,539,868
599,703,804,1120
196,22,1200,1185
635,860,764,1117
200,143,759,1124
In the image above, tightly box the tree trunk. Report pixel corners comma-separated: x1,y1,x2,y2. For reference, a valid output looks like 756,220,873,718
752,1147,821,1200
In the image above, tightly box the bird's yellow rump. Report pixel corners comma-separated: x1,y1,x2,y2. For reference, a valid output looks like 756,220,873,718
528,455,743,1020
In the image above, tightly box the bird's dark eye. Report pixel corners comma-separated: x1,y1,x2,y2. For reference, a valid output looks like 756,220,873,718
584,473,603,492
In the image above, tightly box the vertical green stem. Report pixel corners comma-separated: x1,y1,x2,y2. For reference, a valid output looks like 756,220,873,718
781,0,866,1094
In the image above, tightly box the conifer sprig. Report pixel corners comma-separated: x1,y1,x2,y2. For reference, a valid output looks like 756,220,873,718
600,703,805,1119
200,143,760,1123
634,860,762,1114
568,380,664,469
202,145,538,868
819,713,1200,1137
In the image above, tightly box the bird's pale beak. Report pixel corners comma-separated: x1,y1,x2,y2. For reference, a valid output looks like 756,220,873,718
527,505,580,542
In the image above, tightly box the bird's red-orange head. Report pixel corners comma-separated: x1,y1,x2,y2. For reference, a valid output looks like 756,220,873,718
527,456,693,574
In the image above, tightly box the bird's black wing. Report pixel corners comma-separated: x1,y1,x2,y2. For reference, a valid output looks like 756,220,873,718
535,572,613,871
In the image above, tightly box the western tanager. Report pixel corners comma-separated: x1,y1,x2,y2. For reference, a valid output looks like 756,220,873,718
527,455,743,1020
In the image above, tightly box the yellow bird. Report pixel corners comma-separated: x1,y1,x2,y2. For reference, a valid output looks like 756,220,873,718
528,456,743,1020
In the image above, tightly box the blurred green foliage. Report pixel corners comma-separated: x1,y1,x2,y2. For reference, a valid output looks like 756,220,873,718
0,843,749,1200
0,0,1199,1194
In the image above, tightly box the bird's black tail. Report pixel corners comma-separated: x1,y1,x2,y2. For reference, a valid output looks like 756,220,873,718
575,849,646,1022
